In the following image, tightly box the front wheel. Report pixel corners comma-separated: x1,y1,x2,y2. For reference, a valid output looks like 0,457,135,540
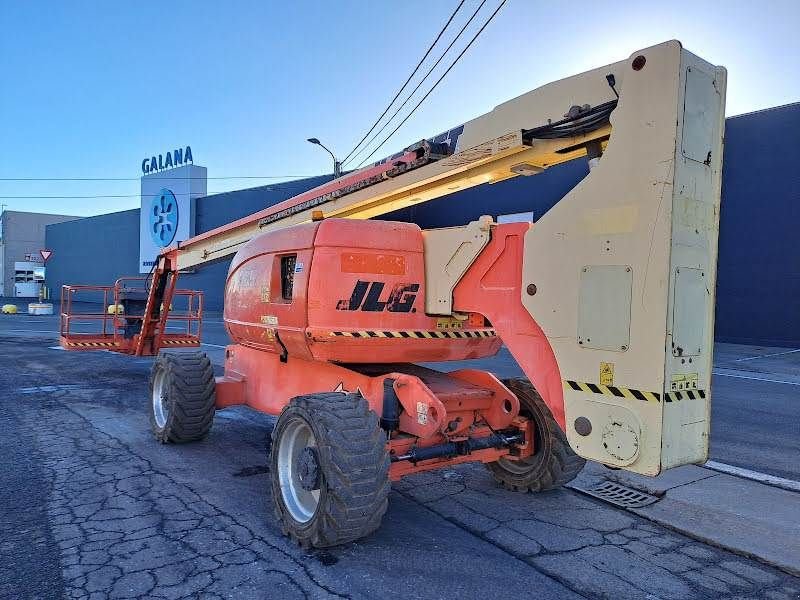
485,378,585,492
271,392,390,548
149,351,216,443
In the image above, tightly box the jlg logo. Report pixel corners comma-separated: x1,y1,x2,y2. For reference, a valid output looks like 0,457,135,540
336,280,420,313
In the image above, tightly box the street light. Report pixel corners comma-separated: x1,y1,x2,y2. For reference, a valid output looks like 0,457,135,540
307,138,342,178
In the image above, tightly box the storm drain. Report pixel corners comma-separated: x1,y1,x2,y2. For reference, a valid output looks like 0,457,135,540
573,480,660,508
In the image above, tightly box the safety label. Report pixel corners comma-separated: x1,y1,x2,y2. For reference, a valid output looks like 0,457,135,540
670,373,699,391
600,362,614,386
416,401,428,425
436,317,464,329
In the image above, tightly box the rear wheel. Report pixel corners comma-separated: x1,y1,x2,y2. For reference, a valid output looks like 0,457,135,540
149,351,216,443
486,378,585,492
271,392,390,548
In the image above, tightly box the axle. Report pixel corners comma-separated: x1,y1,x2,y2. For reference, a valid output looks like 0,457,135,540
391,430,525,463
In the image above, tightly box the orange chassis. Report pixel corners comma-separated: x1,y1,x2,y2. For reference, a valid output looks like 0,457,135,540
215,343,535,480
60,221,554,482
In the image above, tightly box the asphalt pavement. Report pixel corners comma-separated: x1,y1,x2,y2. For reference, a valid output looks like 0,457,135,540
1,304,799,599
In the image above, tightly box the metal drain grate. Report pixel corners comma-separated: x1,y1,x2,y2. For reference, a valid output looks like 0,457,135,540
575,480,660,508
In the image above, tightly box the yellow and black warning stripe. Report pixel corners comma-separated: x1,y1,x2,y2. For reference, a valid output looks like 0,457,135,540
663,389,706,402
564,380,707,404
330,329,497,339
564,380,661,403
65,341,119,348
161,339,200,345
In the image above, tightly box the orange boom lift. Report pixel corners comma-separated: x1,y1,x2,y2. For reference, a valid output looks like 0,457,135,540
61,42,727,547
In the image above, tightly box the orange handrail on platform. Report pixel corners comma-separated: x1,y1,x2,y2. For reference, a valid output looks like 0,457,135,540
59,279,204,355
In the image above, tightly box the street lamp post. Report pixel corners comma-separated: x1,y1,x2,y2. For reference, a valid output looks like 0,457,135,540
307,138,341,178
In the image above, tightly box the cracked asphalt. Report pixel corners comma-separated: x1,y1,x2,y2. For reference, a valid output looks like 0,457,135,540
1,333,799,599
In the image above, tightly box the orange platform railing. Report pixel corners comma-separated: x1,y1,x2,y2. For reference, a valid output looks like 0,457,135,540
60,277,203,355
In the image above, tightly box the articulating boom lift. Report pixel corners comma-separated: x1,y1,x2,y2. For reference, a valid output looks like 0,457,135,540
61,41,726,547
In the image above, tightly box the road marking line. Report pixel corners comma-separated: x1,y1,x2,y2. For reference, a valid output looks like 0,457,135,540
735,348,800,362
704,461,800,493
18,384,83,394
202,343,227,349
1,318,58,322
712,370,800,386
1,329,58,334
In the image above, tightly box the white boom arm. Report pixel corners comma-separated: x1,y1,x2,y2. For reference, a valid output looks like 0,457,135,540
172,45,626,270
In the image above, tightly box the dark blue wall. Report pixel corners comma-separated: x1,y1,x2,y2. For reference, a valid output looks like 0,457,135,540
46,208,141,299
715,104,800,346
46,104,800,345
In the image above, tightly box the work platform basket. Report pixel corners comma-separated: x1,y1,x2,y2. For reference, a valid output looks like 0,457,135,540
59,277,203,355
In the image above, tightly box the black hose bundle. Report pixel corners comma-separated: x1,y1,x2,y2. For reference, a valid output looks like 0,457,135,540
523,99,618,141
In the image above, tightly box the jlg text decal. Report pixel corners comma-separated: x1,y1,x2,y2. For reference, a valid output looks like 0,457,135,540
336,280,419,313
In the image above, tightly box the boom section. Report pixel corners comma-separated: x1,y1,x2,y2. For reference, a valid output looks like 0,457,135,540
171,56,629,270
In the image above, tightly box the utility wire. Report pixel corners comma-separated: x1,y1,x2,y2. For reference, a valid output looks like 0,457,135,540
0,179,324,200
0,194,143,199
0,194,195,199
343,0,489,168
0,175,316,182
355,0,507,168
339,0,466,165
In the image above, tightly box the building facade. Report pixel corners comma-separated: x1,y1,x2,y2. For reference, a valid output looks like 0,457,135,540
45,103,800,346
0,210,79,297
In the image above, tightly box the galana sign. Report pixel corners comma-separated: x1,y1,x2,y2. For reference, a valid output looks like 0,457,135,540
141,146,193,174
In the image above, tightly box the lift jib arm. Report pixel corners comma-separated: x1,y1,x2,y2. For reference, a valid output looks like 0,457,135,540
165,71,620,270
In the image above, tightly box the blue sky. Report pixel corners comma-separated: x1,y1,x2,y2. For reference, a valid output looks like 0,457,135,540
1,0,798,217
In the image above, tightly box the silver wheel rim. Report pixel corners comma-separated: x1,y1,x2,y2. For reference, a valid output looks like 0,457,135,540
152,368,168,429
277,418,320,523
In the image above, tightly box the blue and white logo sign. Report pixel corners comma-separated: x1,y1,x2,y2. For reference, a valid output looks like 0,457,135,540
149,188,179,247
139,163,206,273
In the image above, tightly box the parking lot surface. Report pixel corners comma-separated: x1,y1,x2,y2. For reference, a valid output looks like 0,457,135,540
1,313,799,599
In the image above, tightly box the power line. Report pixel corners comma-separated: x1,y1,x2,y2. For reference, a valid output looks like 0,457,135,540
356,0,507,169
343,0,489,168
340,0,466,165
0,175,317,182
0,179,325,200
0,194,175,199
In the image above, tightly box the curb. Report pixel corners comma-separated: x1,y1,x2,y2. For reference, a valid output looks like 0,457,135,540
568,463,800,577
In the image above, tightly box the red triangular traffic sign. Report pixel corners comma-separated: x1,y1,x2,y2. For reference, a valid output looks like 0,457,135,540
40,249,53,262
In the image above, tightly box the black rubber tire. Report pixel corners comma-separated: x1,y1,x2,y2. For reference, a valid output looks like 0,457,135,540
271,393,390,548
485,378,585,492
149,351,216,443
